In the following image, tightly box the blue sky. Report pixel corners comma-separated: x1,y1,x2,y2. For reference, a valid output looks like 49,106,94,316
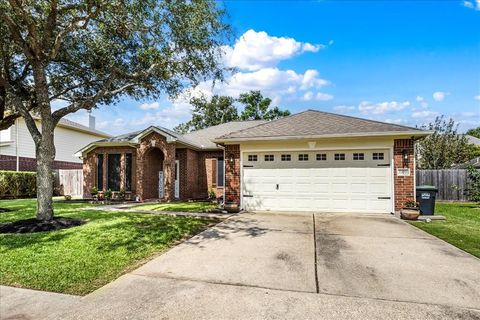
66,0,480,135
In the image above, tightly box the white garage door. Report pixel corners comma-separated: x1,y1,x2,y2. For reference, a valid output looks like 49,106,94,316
242,150,392,213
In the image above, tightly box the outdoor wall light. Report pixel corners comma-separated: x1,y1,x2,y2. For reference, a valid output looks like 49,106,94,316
402,149,409,167
228,153,235,163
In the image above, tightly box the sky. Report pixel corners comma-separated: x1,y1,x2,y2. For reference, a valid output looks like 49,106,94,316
65,0,480,136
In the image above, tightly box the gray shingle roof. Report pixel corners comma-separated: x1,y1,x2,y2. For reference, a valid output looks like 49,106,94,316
216,110,426,140
182,120,266,149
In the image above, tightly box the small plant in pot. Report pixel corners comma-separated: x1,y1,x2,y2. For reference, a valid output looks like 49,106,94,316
224,195,240,213
90,187,98,200
103,189,113,203
401,199,420,220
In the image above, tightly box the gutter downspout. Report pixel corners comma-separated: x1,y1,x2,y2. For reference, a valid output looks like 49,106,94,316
15,118,19,171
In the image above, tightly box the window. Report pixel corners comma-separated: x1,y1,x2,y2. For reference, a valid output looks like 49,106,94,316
248,155,257,162
298,154,309,161
0,128,11,142
96,154,104,190
107,154,121,191
316,153,327,161
373,152,385,160
217,157,224,187
353,153,364,160
281,154,291,161
125,154,132,191
264,154,274,161
334,153,345,160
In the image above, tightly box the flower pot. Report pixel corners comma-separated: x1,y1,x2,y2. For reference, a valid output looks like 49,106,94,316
224,202,240,213
401,208,420,220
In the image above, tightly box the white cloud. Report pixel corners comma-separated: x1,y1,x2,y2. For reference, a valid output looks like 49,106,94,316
193,67,330,103
411,110,438,118
415,96,428,108
416,96,424,102
432,91,449,102
139,102,160,110
358,101,410,115
384,118,405,124
303,91,334,101
333,105,355,113
463,0,480,10
474,95,480,101
223,29,323,71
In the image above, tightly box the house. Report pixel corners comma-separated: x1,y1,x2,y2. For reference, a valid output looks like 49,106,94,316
0,115,110,171
78,110,431,213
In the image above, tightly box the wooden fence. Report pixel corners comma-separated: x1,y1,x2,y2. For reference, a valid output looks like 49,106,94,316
54,169,83,197
416,169,468,201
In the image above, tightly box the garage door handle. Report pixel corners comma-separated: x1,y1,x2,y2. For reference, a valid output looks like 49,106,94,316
276,184,279,190
378,196,391,199
377,164,390,167
243,195,253,198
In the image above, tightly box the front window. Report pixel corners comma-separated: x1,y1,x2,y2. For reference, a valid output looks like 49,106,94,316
125,153,132,191
107,154,121,191
217,157,224,187
96,154,104,190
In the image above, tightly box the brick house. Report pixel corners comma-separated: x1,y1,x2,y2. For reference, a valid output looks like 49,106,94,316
78,110,430,213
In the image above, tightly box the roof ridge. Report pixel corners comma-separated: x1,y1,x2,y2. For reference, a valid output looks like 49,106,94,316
303,108,421,131
183,119,266,137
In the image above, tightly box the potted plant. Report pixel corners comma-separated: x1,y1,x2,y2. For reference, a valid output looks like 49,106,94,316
90,187,98,200
401,199,420,220
104,189,113,203
118,189,126,201
224,195,240,213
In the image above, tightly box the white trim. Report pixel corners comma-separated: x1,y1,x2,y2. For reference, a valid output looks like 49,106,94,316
240,149,244,210
390,145,395,214
241,145,393,153
215,130,433,143
175,160,180,199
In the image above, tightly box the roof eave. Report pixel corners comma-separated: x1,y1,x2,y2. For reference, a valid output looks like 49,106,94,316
213,130,433,143
75,141,138,159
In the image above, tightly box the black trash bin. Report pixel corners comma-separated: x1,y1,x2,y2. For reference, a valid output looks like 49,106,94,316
416,185,438,215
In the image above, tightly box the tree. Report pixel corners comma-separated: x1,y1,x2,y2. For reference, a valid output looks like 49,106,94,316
238,90,290,121
466,127,480,139
1,0,229,221
416,116,476,169
465,165,480,203
174,94,238,133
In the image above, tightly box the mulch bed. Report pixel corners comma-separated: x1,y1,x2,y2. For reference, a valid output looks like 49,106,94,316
0,217,86,234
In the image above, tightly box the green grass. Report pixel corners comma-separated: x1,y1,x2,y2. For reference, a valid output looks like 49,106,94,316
131,201,217,212
0,199,216,295
409,202,480,258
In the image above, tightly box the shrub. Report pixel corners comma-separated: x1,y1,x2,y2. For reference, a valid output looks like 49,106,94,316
465,165,480,203
0,170,37,199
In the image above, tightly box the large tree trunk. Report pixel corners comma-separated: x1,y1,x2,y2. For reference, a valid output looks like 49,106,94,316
35,128,56,221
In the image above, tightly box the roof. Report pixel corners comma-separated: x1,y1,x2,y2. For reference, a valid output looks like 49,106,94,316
77,121,266,156
182,120,266,149
466,135,480,146
215,110,430,141
31,115,111,138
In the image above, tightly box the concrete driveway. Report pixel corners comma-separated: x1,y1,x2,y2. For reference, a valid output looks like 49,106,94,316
3,212,480,320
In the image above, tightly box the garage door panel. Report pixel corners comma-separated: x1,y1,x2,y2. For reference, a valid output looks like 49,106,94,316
243,149,392,213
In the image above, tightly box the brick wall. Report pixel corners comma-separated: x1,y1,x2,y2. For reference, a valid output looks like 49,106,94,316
1,154,82,171
224,144,240,204
197,150,224,199
82,146,137,197
393,138,415,211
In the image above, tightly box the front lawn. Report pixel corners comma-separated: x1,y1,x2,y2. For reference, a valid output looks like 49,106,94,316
0,199,216,295
409,202,480,258
131,201,217,212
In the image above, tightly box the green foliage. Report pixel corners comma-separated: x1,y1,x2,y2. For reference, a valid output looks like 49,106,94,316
174,95,238,133
90,186,98,196
0,171,36,199
238,90,291,121
416,116,476,169
465,165,480,202
0,199,215,294
104,189,113,200
208,188,217,199
466,127,480,139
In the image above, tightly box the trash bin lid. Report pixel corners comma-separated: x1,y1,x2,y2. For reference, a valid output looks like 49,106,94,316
416,185,438,191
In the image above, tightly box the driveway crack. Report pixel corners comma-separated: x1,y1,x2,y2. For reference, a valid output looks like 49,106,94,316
313,213,319,294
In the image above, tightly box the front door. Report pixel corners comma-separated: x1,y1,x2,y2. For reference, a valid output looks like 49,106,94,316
158,171,164,198
174,160,180,198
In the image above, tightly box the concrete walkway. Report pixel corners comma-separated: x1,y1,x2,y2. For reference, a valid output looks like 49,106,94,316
2,212,480,320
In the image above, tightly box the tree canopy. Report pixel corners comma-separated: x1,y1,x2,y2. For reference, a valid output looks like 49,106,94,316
0,0,230,220
416,116,477,169
174,90,291,133
466,127,480,139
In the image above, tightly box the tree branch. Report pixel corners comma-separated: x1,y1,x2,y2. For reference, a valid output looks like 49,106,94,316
0,11,36,60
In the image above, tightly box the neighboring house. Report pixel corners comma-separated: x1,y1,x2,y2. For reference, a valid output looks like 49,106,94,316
0,115,110,171
78,110,430,213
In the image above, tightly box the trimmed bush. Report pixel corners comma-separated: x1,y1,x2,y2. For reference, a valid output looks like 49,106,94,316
0,170,37,199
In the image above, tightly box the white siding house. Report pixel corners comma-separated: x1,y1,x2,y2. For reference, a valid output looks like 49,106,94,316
0,116,110,171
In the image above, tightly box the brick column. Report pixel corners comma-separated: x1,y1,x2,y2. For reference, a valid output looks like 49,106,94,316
225,144,240,205
394,139,415,211
163,144,176,201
